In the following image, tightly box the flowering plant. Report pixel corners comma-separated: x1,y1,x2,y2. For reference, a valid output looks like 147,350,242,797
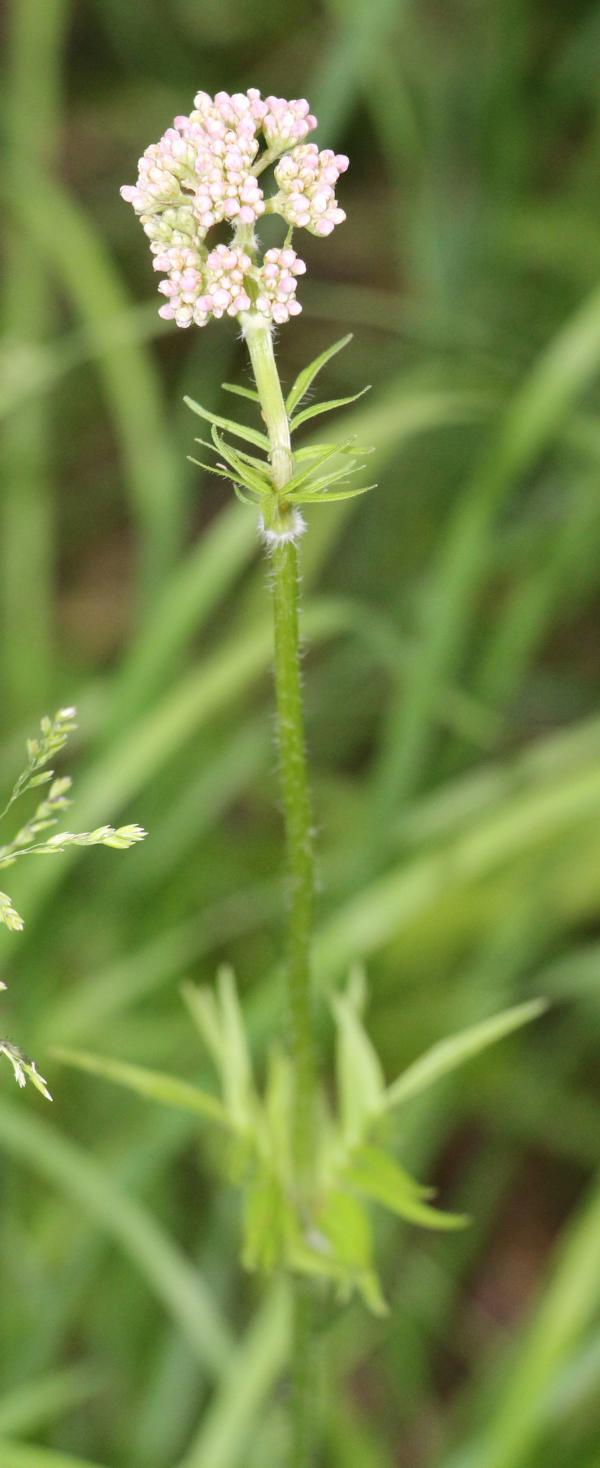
56,90,545,1467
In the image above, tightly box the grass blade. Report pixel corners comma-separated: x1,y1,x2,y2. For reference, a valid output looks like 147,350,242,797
0,1100,233,1373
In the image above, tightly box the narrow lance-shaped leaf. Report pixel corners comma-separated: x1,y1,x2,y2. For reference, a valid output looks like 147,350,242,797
242,1170,291,1273
286,463,372,503
293,440,369,462
345,1146,467,1231
184,395,270,450
284,446,362,499
216,965,256,1129
319,1188,388,1316
194,432,270,481
187,456,237,484
332,983,384,1148
223,442,271,476
189,439,258,495
52,1047,231,1127
381,998,547,1114
221,381,260,403
289,1189,388,1316
291,484,375,505
211,426,271,497
289,385,371,433
284,440,361,495
285,333,353,415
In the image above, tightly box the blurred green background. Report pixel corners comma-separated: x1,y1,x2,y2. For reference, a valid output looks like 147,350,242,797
1,0,600,1465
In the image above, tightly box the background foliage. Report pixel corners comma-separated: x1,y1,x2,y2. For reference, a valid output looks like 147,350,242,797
1,0,600,1464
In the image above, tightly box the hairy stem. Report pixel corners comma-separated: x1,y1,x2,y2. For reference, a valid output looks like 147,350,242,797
241,311,294,490
242,312,317,1465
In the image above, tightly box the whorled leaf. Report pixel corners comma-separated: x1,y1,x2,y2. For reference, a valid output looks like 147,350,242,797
221,381,260,404
382,998,547,1114
242,1170,293,1273
343,1144,467,1231
285,333,354,415
51,1046,230,1126
290,1189,387,1316
289,386,371,433
184,395,270,451
332,973,385,1148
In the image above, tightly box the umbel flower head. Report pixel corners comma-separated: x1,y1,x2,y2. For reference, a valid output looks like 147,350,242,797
121,89,348,330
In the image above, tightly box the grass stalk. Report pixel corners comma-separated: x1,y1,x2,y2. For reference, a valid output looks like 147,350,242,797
1,0,68,717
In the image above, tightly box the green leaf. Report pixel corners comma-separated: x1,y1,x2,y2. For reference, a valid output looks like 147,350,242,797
0,1099,232,1372
282,439,356,495
345,1146,467,1231
0,1362,102,1439
0,1442,107,1468
293,440,366,462
242,1170,291,1272
319,1187,372,1270
216,965,256,1128
285,454,363,500
187,456,234,483
289,386,371,433
288,484,375,506
221,382,260,403
285,334,353,414
181,981,224,1070
332,982,384,1148
263,1046,293,1179
211,426,271,497
231,482,258,508
382,998,547,1113
184,396,270,450
226,443,271,476
292,1189,388,1316
52,1046,230,1127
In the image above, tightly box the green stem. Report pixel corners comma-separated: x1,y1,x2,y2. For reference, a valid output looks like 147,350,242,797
242,312,317,1466
241,311,294,490
269,535,315,1186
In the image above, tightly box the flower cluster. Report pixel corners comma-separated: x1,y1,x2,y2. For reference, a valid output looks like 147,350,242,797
121,88,347,329
154,244,207,328
255,248,306,325
274,146,349,236
154,242,307,330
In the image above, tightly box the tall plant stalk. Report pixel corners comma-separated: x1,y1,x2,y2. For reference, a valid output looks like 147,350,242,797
243,312,317,1465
